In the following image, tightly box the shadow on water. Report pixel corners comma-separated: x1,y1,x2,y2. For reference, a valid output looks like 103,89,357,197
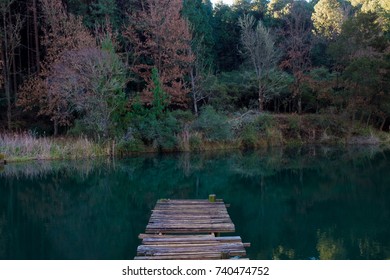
0,145,389,259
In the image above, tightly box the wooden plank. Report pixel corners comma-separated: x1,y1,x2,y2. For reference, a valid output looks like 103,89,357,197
154,203,225,209
145,228,236,233
155,202,225,205
141,239,243,246
146,224,235,228
135,253,224,260
138,242,245,249
152,208,228,212
139,234,214,239
149,217,231,221
155,202,226,206
148,216,232,220
145,229,235,234
148,219,231,223
148,220,233,224
141,236,243,244
137,245,246,256
153,204,227,207
146,226,235,231
154,205,226,209
149,214,231,218
151,208,229,212
152,209,228,213
157,199,224,203
145,226,235,232
147,220,233,225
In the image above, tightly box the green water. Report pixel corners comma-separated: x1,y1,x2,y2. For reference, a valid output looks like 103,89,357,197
0,146,389,260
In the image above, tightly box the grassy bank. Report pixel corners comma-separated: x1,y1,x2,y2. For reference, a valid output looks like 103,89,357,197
0,132,110,162
117,111,390,155
1,113,389,162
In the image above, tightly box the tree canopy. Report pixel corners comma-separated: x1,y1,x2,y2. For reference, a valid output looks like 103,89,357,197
0,0,389,137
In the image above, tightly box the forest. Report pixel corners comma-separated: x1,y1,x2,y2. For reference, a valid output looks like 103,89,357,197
0,0,389,159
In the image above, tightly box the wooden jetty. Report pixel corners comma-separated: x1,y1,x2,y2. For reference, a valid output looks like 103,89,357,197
135,195,250,260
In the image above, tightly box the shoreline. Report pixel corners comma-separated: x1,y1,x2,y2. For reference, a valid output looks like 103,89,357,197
1,114,389,164
2,138,389,164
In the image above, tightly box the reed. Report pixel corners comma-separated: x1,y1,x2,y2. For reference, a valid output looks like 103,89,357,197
0,132,108,162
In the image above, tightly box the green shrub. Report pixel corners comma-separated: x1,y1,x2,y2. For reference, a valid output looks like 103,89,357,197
286,114,300,130
189,133,203,151
208,70,257,111
241,124,258,149
352,125,372,137
170,110,195,124
127,70,191,151
255,113,276,131
67,120,90,138
116,138,145,154
129,110,182,151
49,145,61,159
305,114,331,129
286,138,304,147
265,127,284,146
193,106,232,141
156,113,180,151
305,114,347,137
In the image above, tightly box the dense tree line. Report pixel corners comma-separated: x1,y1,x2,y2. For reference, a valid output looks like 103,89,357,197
0,0,389,139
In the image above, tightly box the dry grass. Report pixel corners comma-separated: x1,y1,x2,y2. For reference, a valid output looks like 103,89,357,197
0,132,108,162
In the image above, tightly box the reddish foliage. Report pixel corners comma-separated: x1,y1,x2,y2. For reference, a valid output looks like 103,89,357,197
279,2,312,113
18,0,96,131
125,0,194,108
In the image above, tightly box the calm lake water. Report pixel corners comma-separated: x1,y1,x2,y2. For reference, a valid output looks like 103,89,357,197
0,146,390,260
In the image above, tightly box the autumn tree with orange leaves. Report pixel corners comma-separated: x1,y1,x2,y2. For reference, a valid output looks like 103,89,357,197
18,0,96,135
125,0,194,109
280,1,313,114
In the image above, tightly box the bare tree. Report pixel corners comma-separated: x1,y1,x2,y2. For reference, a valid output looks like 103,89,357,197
280,1,312,114
0,0,23,129
189,38,215,116
48,44,127,139
238,14,279,111
32,0,40,73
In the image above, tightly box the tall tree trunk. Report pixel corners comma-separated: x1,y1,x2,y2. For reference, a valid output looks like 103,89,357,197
27,4,31,76
11,47,17,99
3,12,11,130
380,117,387,131
258,94,263,111
366,112,371,127
294,81,302,114
9,11,17,100
54,119,58,136
297,95,302,114
258,81,263,112
33,0,40,73
17,41,21,102
5,77,11,130
190,67,198,116
359,112,364,122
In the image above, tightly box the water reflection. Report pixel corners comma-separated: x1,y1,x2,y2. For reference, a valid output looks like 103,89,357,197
0,146,389,259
